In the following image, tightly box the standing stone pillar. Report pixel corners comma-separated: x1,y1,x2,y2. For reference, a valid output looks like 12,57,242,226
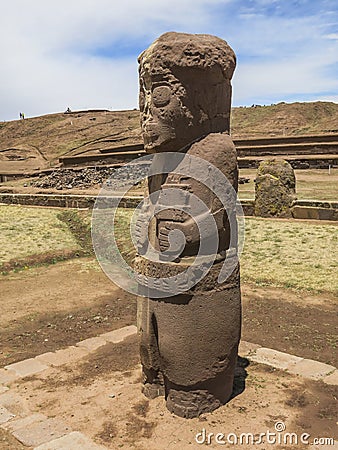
255,159,296,218
134,32,241,418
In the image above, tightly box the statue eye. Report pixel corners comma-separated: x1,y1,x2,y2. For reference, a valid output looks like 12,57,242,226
152,85,171,107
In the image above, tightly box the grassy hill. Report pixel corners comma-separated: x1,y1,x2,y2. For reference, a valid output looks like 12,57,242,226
0,101,337,173
231,101,338,137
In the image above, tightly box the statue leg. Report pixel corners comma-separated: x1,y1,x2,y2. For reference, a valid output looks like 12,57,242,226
152,287,241,418
138,297,165,399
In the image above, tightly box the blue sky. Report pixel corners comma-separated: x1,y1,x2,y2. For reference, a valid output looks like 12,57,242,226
1,0,337,121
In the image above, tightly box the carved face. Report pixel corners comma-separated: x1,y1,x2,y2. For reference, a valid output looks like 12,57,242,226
139,64,193,153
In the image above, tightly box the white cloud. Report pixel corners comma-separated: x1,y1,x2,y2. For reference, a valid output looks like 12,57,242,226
0,0,337,120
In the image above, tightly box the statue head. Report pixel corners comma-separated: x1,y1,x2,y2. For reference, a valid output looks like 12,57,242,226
138,32,236,153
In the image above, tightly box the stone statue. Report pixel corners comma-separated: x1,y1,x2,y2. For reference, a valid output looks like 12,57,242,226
135,32,241,418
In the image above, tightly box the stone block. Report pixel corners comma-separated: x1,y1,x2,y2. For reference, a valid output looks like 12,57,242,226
0,368,19,384
101,325,137,344
0,392,29,417
323,370,338,386
34,431,106,449
35,346,88,367
5,358,48,377
11,417,71,447
76,336,107,352
2,413,46,432
249,347,303,370
0,406,15,424
238,340,261,357
288,359,336,380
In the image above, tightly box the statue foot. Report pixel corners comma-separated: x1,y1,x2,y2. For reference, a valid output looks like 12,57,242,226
166,388,223,418
142,382,165,399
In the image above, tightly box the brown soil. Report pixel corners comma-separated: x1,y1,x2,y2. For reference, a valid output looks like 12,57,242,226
0,258,336,370
4,337,336,450
0,259,336,449
242,284,337,367
0,259,136,367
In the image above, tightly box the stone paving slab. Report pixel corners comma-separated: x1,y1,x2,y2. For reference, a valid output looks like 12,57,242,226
34,431,107,449
5,358,49,378
76,336,107,352
322,370,338,386
238,340,261,357
288,358,336,380
0,392,29,416
101,325,137,344
2,413,47,432
0,368,19,384
249,347,304,370
11,417,71,447
0,405,15,424
35,346,89,367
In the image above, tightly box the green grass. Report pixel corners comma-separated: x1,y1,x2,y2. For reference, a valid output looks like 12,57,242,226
1,205,336,295
110,210,338,295
0,205,80,264
110,209,338,294
240,218,338,294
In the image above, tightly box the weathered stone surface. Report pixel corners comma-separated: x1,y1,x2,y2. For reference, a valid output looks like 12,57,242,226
11,417,71,447
255,159,296,217
0,386,9,395
0,193,141,210
249,347,303,370
76,336,107,352
101,325,137,343
0,368,19,384
2,413,47,432
34,431,107,449
0,392,29,416
5,358,48,377
35,346,88,367
292,205,338,221
238,341,261,357
0,406,15,424
288,359,336,380
323,370,338,386
136,32,240,418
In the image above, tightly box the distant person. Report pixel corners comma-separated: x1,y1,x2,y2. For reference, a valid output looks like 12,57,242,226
19,112,22,119
22,112,25,119
65,107,72,113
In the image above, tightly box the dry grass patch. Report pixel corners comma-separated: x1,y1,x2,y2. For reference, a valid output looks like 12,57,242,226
0,205,80,264
241,217,338,294
111,209,337,295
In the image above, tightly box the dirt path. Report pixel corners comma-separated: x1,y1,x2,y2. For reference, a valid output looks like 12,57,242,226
0,258,336,368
